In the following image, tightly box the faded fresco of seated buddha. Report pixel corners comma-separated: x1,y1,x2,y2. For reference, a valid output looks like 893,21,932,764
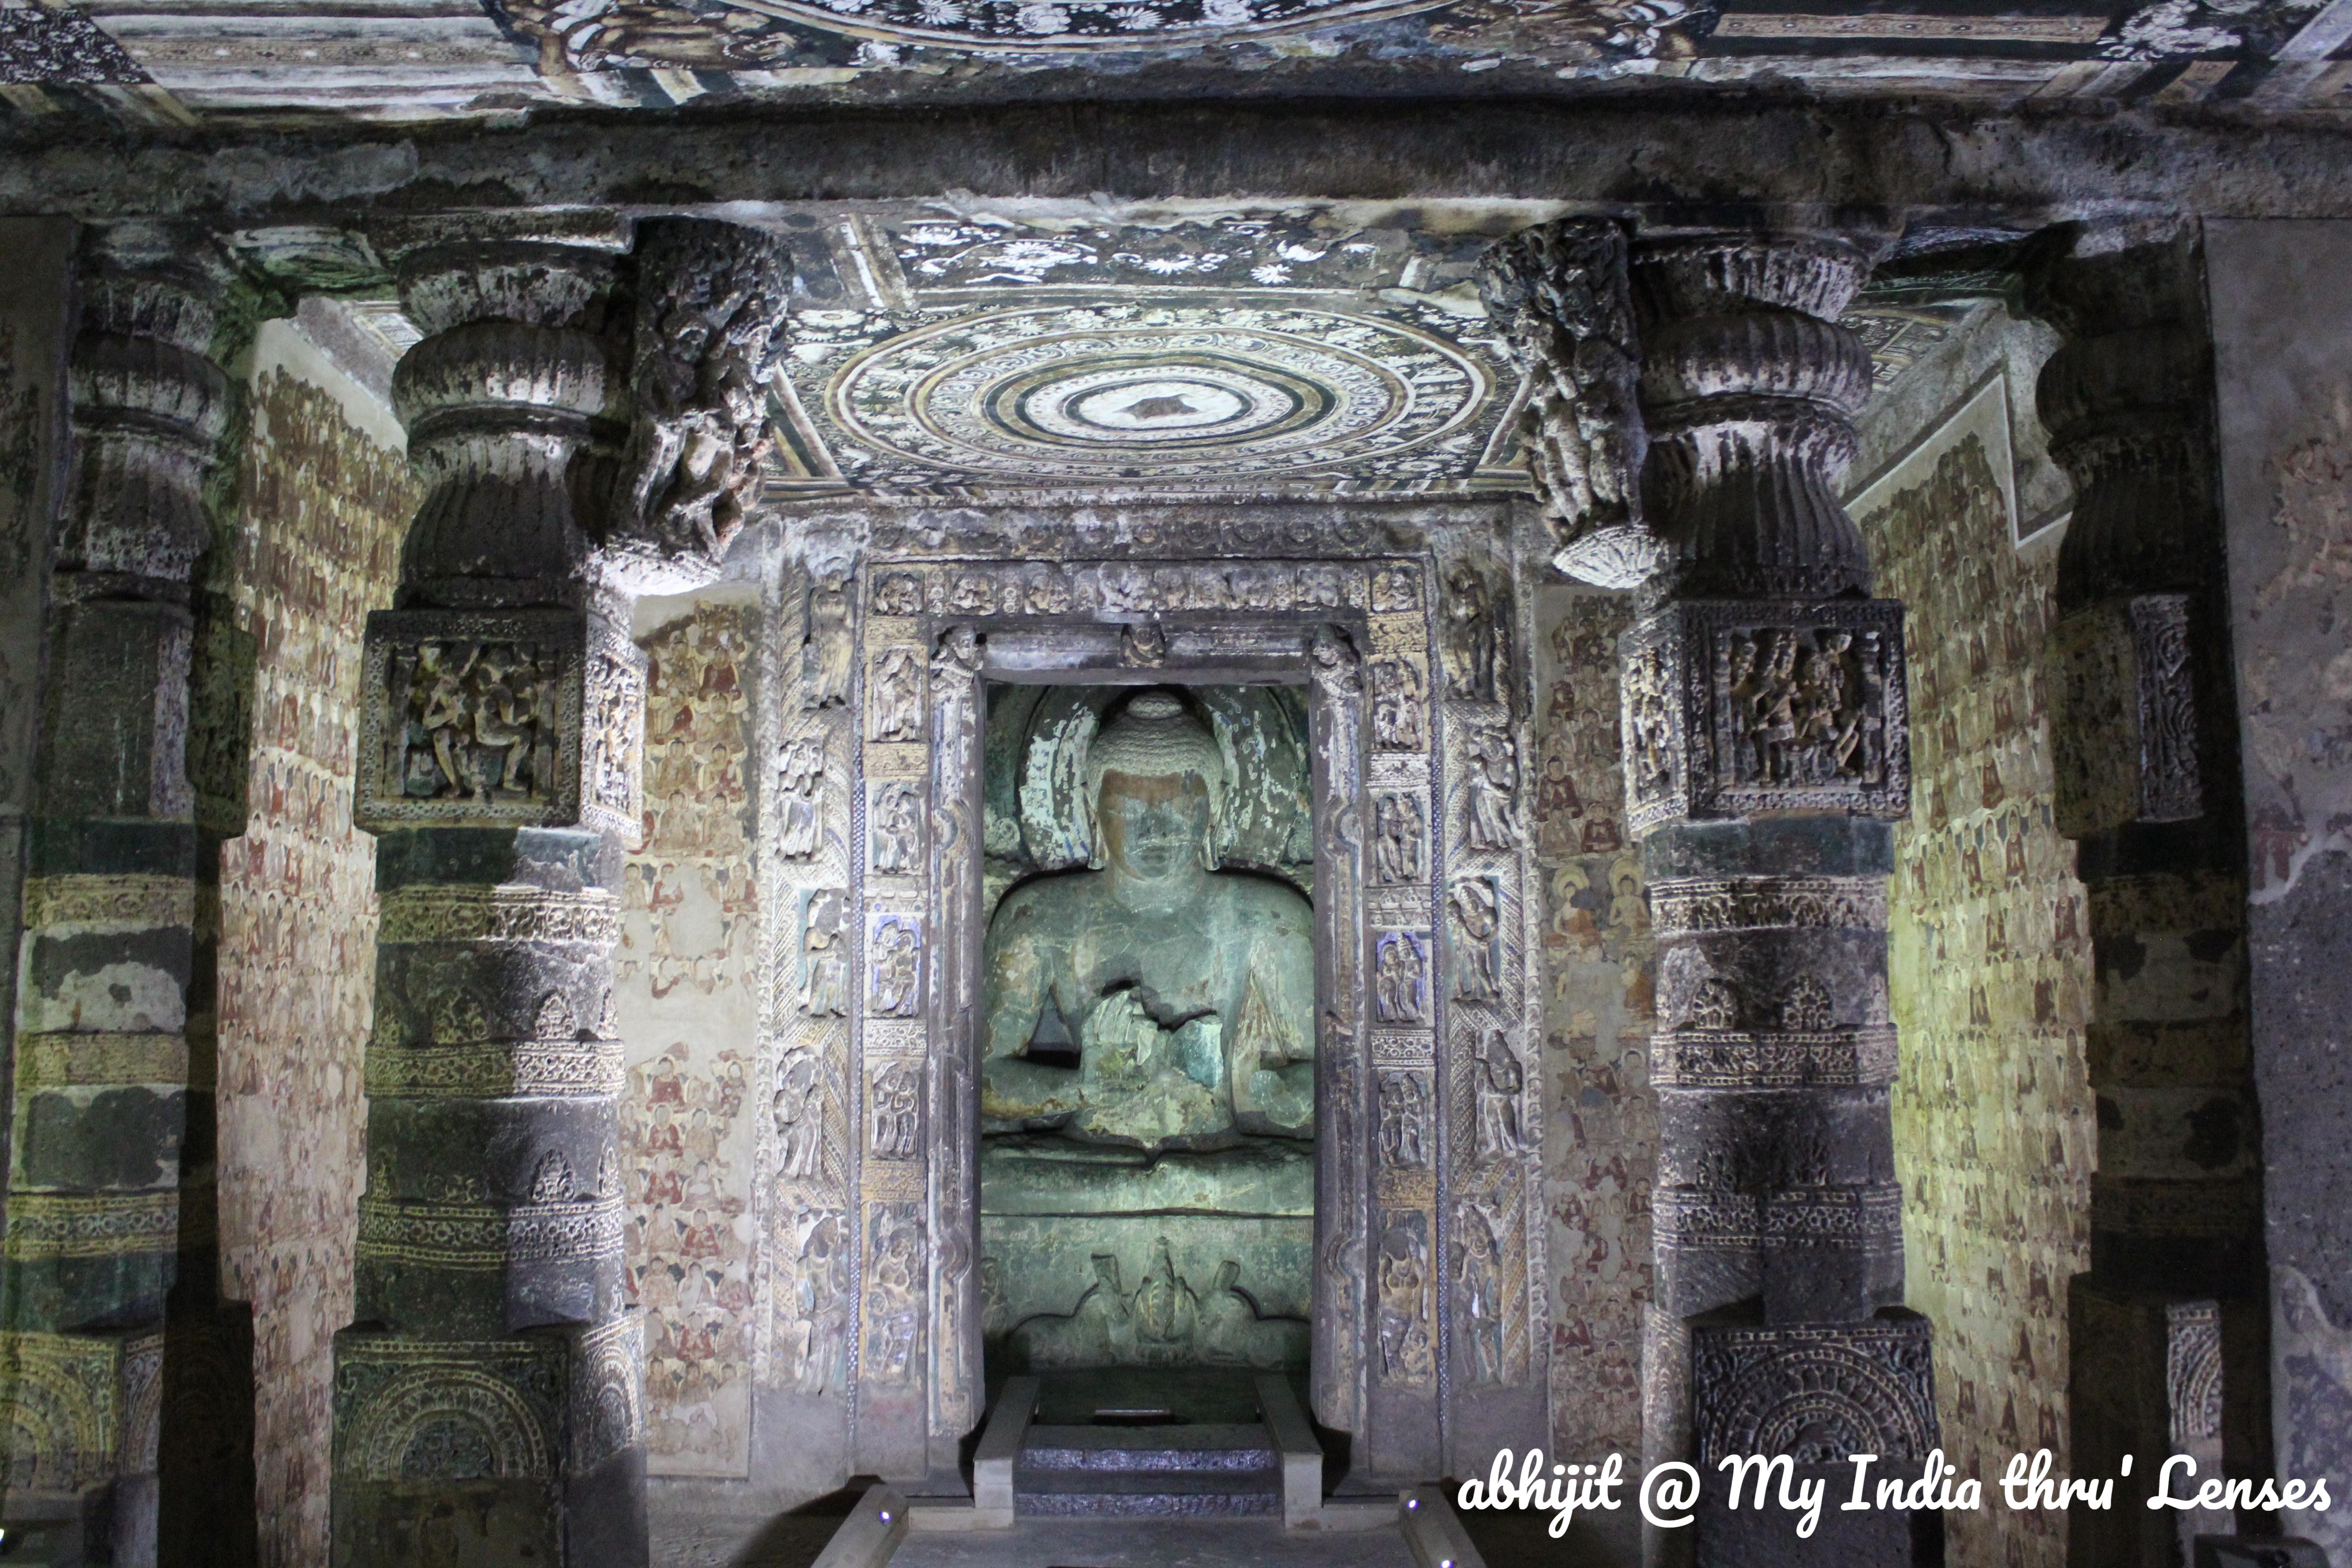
979,689,1315,1152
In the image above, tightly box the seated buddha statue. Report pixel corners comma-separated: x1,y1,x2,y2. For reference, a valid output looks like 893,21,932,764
979,689,1315,1150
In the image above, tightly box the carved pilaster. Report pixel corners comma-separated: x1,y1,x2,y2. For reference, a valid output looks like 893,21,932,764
923,625,983,1467
335,211,787,1567
1616,229,1931,1568
2023,225,2269,1565
4,224,235,1563
1308,625,1370,1439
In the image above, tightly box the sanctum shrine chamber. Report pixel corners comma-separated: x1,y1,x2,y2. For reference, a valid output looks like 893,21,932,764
4,9,2352,1565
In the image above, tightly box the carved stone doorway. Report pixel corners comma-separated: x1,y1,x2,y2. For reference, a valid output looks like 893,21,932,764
759,521,1546,1492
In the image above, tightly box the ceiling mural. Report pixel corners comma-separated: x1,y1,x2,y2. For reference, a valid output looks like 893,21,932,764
764,205,1531,496
2,0,2341,118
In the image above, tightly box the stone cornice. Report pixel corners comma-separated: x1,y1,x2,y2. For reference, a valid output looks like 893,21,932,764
2,96,2352,223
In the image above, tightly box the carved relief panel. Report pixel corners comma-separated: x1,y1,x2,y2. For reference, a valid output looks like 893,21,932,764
1622,598,1911,835
357,607,646,837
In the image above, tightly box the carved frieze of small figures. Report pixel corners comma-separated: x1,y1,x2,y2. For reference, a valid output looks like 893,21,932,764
1370,564,1422,614
1726,626,1885,788
777,735,825,860
400,640,557,804
804,573,853,710
872,571,924,617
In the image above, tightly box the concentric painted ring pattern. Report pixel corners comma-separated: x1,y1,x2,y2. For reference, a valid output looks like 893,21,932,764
721,0,1448,51
827,304,1492,482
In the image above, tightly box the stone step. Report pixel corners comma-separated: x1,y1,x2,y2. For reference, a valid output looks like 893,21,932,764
1015,1420,1283,1516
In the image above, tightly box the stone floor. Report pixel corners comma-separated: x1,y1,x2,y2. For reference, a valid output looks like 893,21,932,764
886,1519,1422,1567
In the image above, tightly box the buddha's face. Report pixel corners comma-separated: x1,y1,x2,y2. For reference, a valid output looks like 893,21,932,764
1097,769,1211,881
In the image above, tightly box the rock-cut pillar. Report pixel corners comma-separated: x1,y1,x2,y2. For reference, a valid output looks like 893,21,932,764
331,209,787,1568
333,211,647,1568
1596,229,1934,1568
3,223,234,1567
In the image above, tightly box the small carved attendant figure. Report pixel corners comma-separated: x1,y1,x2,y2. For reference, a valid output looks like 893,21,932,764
869,1060,920,1158
871,783,921,875
1378,1071,1428,1168
804,573,853,710
798,892,848,1019
773,1051,823,1180
1371,659,1427,750
1377,1231,1431,1382
980,689,1314,1149
1624,645,1675,799
1455,1196,1506,1385
1374,932,1426,1025
871,917,921,1017
1373,793,1426,886
1451,879,1501,1003
1443,561,1507,703
777,735,825,860
1465,720,1522,850
1474,1030,1525,1161
869,646,924,742
410,642,472,797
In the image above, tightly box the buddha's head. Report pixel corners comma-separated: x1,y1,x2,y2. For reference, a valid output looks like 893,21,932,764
1085,689,1225,879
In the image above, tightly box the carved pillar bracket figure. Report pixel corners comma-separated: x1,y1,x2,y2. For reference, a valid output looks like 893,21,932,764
2023,224,2268,1567
334,211,789,1567
1480,218,1664,589
3,221,235,1561
1617,230,1932,1568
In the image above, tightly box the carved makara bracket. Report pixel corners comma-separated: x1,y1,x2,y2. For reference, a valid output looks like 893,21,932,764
1621,598,1910,833
356,607,645,836
1479,218,1663,588
2053,592,2202,836
612,218,792,584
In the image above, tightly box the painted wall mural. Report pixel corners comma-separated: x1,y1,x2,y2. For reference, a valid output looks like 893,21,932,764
617,603,765,1477
1529,588,1654,1461
215,330,412,1568
1856,410,2094,1568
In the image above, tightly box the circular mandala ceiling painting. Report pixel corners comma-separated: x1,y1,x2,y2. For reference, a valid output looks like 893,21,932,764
827,303,1494,483
724,0,1442,50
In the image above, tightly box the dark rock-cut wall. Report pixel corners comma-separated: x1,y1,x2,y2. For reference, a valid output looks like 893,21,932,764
2209,218,2352,1562
213,317,411,1568
1529,586,1655,1463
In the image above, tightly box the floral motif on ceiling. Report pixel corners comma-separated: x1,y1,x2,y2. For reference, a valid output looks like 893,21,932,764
770,207,1533,495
